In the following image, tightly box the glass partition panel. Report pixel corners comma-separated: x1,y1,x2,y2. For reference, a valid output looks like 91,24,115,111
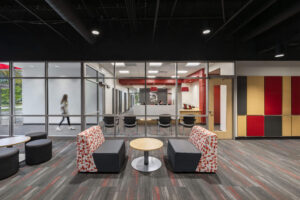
0,116,9,136
48,116,80,136
177,116,208,137
14,79,45,115
48,62,81,77
177,62,207,78
116,62,145,78
146,62,175,78
0,78,9,115
13,116,45,135
208,62,234,76
85,79,97,115
13,62,45,77
86,116,98,129
49,79,81,115
214,85,227,131
0,62,9,78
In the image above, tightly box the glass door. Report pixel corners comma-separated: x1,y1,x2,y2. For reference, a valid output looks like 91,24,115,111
208,78,232,139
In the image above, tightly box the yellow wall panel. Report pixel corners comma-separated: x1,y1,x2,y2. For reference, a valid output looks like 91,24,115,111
282,76,291,115
237,115,247,137
282,116,291,136
292,116,300,136
247,77,264,115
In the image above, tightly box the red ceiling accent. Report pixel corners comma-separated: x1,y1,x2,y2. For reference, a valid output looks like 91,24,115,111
118,79,182,85
150,87,158,92
181,87,189,92
0,63,22,69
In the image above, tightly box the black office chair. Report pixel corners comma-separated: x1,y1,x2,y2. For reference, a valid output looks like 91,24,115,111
179,115,195,135
123,115,138,134
103,115,119,133
158,114,172,134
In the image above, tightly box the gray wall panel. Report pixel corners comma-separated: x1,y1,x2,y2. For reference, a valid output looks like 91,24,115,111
237,76,247,115
265,116,282,137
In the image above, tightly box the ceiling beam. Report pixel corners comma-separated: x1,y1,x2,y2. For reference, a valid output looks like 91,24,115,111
152,0,160,42
243,1,300,41
206,0,254,41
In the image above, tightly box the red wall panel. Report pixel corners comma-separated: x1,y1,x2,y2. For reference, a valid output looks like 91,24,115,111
247,116,264,136
265,77,282,115
292,77,300,115
214,85,220,124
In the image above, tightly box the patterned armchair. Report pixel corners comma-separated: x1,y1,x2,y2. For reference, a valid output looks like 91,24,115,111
77,126,105,172
188,126,218,172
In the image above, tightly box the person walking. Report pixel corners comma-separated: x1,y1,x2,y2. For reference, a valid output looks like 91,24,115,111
56,94,75,131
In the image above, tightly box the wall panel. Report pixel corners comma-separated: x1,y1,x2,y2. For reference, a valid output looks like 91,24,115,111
282,116,291,136
264,77,282,115
237,76,247,115
247,77,264,115
291,77,300,115
282,77,291,115
247,116,264,136
237,115,247,137
264,116,282,137
292,116,300,136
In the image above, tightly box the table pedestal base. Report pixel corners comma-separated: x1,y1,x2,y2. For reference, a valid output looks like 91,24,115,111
19,153,25,163
131,156,162,172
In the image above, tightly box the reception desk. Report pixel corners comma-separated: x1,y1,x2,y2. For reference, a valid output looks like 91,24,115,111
132,105,176,116
179,108,203,124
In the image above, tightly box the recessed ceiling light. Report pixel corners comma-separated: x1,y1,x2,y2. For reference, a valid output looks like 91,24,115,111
202,29,211,35
55,65,60,68
148,70,159,74
171,75,179,78
112,62,125,67
274,53,284,58
91,29,100,35
178,70,188,74
119,70,129,74
147,75,156,78
149,62,162,67
186,62,200,67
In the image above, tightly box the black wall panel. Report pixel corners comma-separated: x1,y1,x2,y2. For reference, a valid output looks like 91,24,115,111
264,116,282,137
237,76,247,115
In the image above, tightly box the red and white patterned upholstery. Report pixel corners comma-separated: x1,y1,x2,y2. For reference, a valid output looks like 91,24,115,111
188,126,218,172
77,126,105,172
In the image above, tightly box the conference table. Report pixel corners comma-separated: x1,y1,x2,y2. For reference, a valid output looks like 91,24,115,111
130,138,163,172
0,136,31,162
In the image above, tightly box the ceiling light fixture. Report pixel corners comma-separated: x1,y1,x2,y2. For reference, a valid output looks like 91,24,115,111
149,62,162,67
119,70,129,74
148,70,159,74
147,75,156,78
171,75,179,78
112,62,125,67
274,53,285,58
186,62,200,67
178,70,188,74
91,29,100,35
202,29,211,35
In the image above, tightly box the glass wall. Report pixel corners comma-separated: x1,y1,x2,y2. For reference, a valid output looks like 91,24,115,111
0,61,234,137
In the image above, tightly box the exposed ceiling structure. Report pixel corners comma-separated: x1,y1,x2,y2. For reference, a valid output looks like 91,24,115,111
0,0,300,60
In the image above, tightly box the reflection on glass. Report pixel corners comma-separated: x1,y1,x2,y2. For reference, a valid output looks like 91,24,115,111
14,79,45,115
0,79,9,115
48,62,81,77
177,62,207,78
0,62,9,78
13,62,45,77
214,85,227,131
14,117,45,135
146,62,175,78
49,117,80,136
0,116,9,136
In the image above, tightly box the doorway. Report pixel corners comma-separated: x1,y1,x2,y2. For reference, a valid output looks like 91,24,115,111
208,78,233,139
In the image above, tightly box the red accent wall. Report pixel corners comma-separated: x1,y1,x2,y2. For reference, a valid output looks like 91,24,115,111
214,85,220,124
292,77,300,115
265,76,282,115
199,69,206,123
247,116,264,136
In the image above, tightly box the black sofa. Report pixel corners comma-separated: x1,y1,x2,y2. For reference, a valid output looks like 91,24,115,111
167,139,201,172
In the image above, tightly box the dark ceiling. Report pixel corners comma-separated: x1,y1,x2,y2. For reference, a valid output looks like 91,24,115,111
0,0,300,60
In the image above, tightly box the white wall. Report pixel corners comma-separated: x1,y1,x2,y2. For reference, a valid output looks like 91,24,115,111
209,62,234,75
181,81,199,107
220,85,227,131
236,61,300,76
